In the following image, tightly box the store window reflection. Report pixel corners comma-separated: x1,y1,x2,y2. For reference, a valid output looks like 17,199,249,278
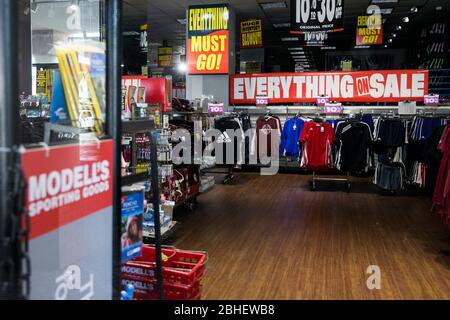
23,0,106,147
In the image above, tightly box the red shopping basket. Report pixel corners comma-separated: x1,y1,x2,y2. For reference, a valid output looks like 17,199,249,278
121,277,201,300
122,245,207,286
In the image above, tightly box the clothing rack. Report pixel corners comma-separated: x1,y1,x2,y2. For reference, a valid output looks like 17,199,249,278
311,171,351,192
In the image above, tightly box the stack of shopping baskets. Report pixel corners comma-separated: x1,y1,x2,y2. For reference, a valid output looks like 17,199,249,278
121,245,208,300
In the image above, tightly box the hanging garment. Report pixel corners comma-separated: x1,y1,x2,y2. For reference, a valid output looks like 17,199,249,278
410,116,449,143
432,125,450,226
335,120,373,172
374,162,406,191
280,117,305,157
299,120,335,170
251,115,282,162
214,116,245,165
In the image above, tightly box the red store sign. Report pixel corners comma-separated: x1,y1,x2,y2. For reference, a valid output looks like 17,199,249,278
21,140,114,240
230,70,429,104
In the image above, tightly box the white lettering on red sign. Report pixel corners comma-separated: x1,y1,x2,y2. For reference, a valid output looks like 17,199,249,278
230,70,428,104
28,161,110,217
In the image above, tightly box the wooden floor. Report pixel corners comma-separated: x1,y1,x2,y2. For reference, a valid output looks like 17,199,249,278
171,173,450,300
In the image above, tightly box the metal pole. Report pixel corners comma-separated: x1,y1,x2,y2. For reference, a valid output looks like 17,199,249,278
0,0,20,299
106,0,123,300
150,131,164,300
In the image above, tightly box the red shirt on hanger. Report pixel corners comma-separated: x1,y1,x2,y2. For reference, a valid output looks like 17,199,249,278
299,121,335,170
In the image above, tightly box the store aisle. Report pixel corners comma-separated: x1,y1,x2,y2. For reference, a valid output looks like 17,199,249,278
173,173,450,300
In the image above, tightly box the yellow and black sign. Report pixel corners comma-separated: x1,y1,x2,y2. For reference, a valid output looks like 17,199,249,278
356,15,383,46
36,69,52,101
187,4,229,74
158,47,173,68
240,19,263,49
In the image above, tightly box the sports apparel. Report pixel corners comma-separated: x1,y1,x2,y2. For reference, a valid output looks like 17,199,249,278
374,118,406,147
299,121,335,170
280,117,305,157
335,120,373,172
251,116,282,161
433,125,450,227
374,162,405,191
214,117,245,165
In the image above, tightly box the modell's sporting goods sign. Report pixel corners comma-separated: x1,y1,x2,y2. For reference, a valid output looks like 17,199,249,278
22,140,114,240
290,0,344,33
230,70,428,104
187,4,229,74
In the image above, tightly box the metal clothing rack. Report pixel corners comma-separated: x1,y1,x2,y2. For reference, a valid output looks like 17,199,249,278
311,171,351,192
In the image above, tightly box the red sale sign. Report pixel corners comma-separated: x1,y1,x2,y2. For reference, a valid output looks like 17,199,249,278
21,140,114,240
230,70,428,104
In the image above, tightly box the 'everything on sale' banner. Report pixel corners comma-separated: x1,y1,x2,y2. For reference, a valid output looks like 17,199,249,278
356,15,383,46
240,19,263,48
187,4,229,74
230,70,428,104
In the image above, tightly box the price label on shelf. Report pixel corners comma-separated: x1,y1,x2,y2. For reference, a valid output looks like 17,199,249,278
290,0,345,33
208,103,225,114
424,95,439,105
324,102,342,114
256,97,269,106
316,96,330,106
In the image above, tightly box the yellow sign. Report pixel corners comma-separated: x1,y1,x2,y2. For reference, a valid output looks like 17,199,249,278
240,19,263,48
158,47,173,68
187,4,229,74
356,15,383,46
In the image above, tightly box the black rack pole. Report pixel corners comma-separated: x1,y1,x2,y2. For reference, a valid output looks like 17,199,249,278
0,0,20,299
106,0,123,300
150,131,164,300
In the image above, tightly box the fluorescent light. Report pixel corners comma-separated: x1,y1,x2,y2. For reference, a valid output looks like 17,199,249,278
177,18,187,25
321,46,336,50
273,22,290,28
290,51,305,55
177,62,187,73
282,37,298,41
379,8,393,14
354,45,371,49
436,6,442,11
371,0,398,3
123,31,140,36
396,25,402,31
260,2,287,10
410,6,418,13
288,47,303,51
86,32,100,38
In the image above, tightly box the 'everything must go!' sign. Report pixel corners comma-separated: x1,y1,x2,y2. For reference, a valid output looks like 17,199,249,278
187,4,229,74
356,15,383,46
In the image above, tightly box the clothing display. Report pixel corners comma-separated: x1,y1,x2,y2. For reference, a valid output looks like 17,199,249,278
280,116,305,157
335,119,373,172
432,125,450,227
251,115,282,161
374,162,406,191
299,120,335,170
214,116,245,165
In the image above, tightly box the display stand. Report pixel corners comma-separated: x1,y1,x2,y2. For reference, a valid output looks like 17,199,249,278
311,171,351,192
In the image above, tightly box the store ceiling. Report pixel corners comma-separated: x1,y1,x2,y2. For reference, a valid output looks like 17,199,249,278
123,0,450,68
